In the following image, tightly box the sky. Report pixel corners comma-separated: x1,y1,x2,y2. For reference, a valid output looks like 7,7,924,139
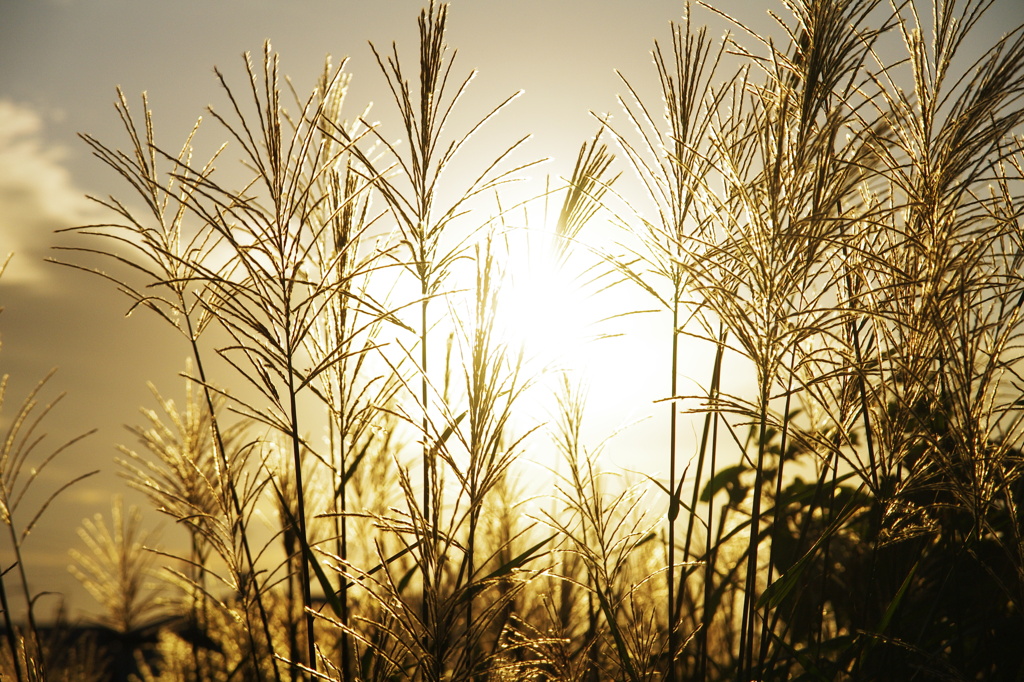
1,0,1022,622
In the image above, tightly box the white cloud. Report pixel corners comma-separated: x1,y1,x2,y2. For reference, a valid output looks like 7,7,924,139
0,100,97,284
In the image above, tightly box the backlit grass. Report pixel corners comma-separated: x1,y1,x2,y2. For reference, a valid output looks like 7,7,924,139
2,1,1024,680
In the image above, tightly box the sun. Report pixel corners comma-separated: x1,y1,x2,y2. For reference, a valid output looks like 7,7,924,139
494,225,606,380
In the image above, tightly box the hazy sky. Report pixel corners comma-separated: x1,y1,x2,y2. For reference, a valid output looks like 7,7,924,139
1,0,1021,620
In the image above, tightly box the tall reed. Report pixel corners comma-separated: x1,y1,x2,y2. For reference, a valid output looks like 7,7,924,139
56,87,285,681
315,4,543,678
0,259,98,682
117,371,257,680
601,9,728,677
27,1,1024,679
68,498,164,635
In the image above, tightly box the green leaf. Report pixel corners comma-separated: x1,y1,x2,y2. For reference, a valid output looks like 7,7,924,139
876,560,918,634
757,493,865,610
757,542,818,611
699,464,747,503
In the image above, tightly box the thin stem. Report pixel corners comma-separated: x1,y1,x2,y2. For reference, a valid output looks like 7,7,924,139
738,384,770,680
188,332,283,682
0,564,25,682
667,289,680,682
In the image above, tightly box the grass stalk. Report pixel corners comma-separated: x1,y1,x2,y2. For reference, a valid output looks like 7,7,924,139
602,9,728,677
19,1,1024,679
57,89,287,680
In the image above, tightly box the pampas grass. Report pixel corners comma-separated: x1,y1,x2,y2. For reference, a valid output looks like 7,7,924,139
5,1,1022,680
0,258,98,681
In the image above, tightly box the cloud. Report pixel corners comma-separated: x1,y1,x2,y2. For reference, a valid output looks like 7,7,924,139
0,100,98,285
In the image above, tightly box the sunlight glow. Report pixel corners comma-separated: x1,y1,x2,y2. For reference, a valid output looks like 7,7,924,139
495,227,604,381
